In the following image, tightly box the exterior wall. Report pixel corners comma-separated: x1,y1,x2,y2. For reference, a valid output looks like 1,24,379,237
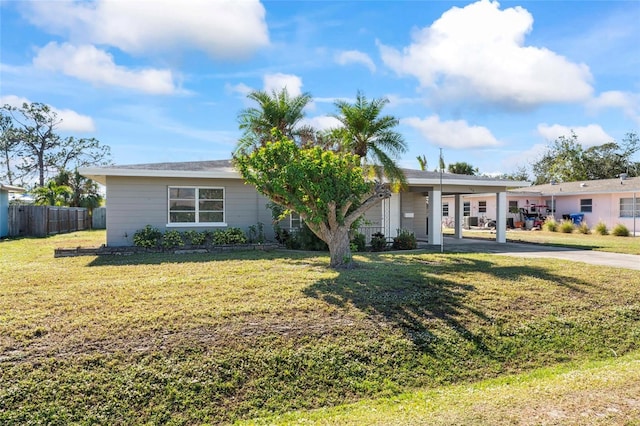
399,192,427,240
453,192,640,233
0,190,8,238
105,176,273,246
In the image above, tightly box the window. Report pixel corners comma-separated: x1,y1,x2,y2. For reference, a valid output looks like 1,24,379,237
168,187,225,224
620,198,639,218
290,212,302,229
442,203,449,217
545,199,555,213
463,201,471,217
478,201,487,213
509,200,519,212
580,198,592,213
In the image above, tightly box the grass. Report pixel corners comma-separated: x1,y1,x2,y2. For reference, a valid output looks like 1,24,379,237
1,231,640,424
248,351,640,425
448,228,640,255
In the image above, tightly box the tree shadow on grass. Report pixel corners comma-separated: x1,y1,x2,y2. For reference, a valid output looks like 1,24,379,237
86,248,323,267
303,253,597,354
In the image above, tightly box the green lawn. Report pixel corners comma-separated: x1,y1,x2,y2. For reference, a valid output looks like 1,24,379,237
1,231,639,424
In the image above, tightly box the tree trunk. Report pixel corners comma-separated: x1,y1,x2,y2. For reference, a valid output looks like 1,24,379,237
327,227,353,269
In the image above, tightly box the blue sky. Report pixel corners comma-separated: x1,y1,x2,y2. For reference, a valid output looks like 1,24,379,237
1,0,639,177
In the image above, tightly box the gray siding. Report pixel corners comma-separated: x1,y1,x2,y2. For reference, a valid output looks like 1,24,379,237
105,176,273,246
399,193,427,239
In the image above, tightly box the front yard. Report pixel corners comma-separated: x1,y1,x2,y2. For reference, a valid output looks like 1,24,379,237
1,231,639,424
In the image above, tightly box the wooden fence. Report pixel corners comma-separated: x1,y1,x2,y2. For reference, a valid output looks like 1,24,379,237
92,207,106,229
8,205,89,237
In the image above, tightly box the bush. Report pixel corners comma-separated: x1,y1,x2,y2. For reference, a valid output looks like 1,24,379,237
350,232,366,252
543,218,558,232
559,220,575,233
162,230,185,249
212,228,247,245
392,229,417,250
594,221,609,235
293,224,325,251
577,222,591,234
133,225,162,248
183,230,207,246
370,232,387,252
612,224,630,237
247,223,265,244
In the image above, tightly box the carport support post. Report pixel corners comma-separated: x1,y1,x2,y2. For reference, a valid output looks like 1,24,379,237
496,191,507,243
428,188,442,246
454,194,463,239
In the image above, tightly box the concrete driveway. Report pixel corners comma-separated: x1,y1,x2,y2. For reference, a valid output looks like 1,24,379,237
419,237,640,271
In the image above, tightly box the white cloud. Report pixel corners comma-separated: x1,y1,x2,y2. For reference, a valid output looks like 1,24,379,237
23,0,269,60
301,115,341,132
226,83,253,97
403,115,501,149
33,42,178,95
536,123,613,147
378,0,593,108
335,50,376,72
587,91,640,125
1,95,95,133
263,73,304,97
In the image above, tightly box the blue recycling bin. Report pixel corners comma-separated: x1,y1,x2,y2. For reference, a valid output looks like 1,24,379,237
569,213,584,224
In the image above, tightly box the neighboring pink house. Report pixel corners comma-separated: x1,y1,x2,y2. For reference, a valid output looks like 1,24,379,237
443,175,640,235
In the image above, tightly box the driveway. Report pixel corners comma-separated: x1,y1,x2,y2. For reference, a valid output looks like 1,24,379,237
419,237,640,271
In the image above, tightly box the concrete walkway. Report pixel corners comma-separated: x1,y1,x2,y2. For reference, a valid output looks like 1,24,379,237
419,237,640,271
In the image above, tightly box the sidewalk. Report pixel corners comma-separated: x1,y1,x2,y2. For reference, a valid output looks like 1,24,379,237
418,237,640,271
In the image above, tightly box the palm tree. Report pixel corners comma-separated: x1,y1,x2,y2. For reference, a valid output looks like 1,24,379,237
32,180,72,206
332,91,407,186
236,88,314,154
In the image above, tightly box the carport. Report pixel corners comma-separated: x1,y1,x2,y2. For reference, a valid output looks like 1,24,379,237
380,170,529,246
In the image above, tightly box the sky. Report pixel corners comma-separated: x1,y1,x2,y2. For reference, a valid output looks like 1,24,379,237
1,0,639,178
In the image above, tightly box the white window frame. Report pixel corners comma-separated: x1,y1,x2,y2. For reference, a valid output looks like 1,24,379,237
580,198,592,213
620,197,639,218
290,212,302,229
167,186,227,227
478,200,487,213
463,201,471,217
442,202,449,217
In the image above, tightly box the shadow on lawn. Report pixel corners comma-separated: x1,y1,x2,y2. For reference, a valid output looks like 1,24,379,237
303,254,596,354
86,248,316,267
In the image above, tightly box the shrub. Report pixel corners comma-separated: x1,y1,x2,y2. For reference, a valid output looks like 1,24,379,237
162,230,185,249
247,223,265,244
183,230,207,246
296,223,328,251
392,229,417,250
370,232,387,252
594,221,609,235
559,220,575,233
350,232,366,252
612,224,630,237
133,225,162,248
543,218,558,232
274,225,298,249
212,228,247,245
577,222,591,234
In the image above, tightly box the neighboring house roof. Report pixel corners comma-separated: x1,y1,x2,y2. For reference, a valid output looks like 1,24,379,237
80,160,529,192
0,183,25,193
510,176,640,197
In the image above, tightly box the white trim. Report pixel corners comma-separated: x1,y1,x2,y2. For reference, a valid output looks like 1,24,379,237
166,222,228,228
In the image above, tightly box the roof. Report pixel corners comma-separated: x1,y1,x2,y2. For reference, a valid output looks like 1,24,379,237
79,159,530,192
0,183,25,193
512,176,640,196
